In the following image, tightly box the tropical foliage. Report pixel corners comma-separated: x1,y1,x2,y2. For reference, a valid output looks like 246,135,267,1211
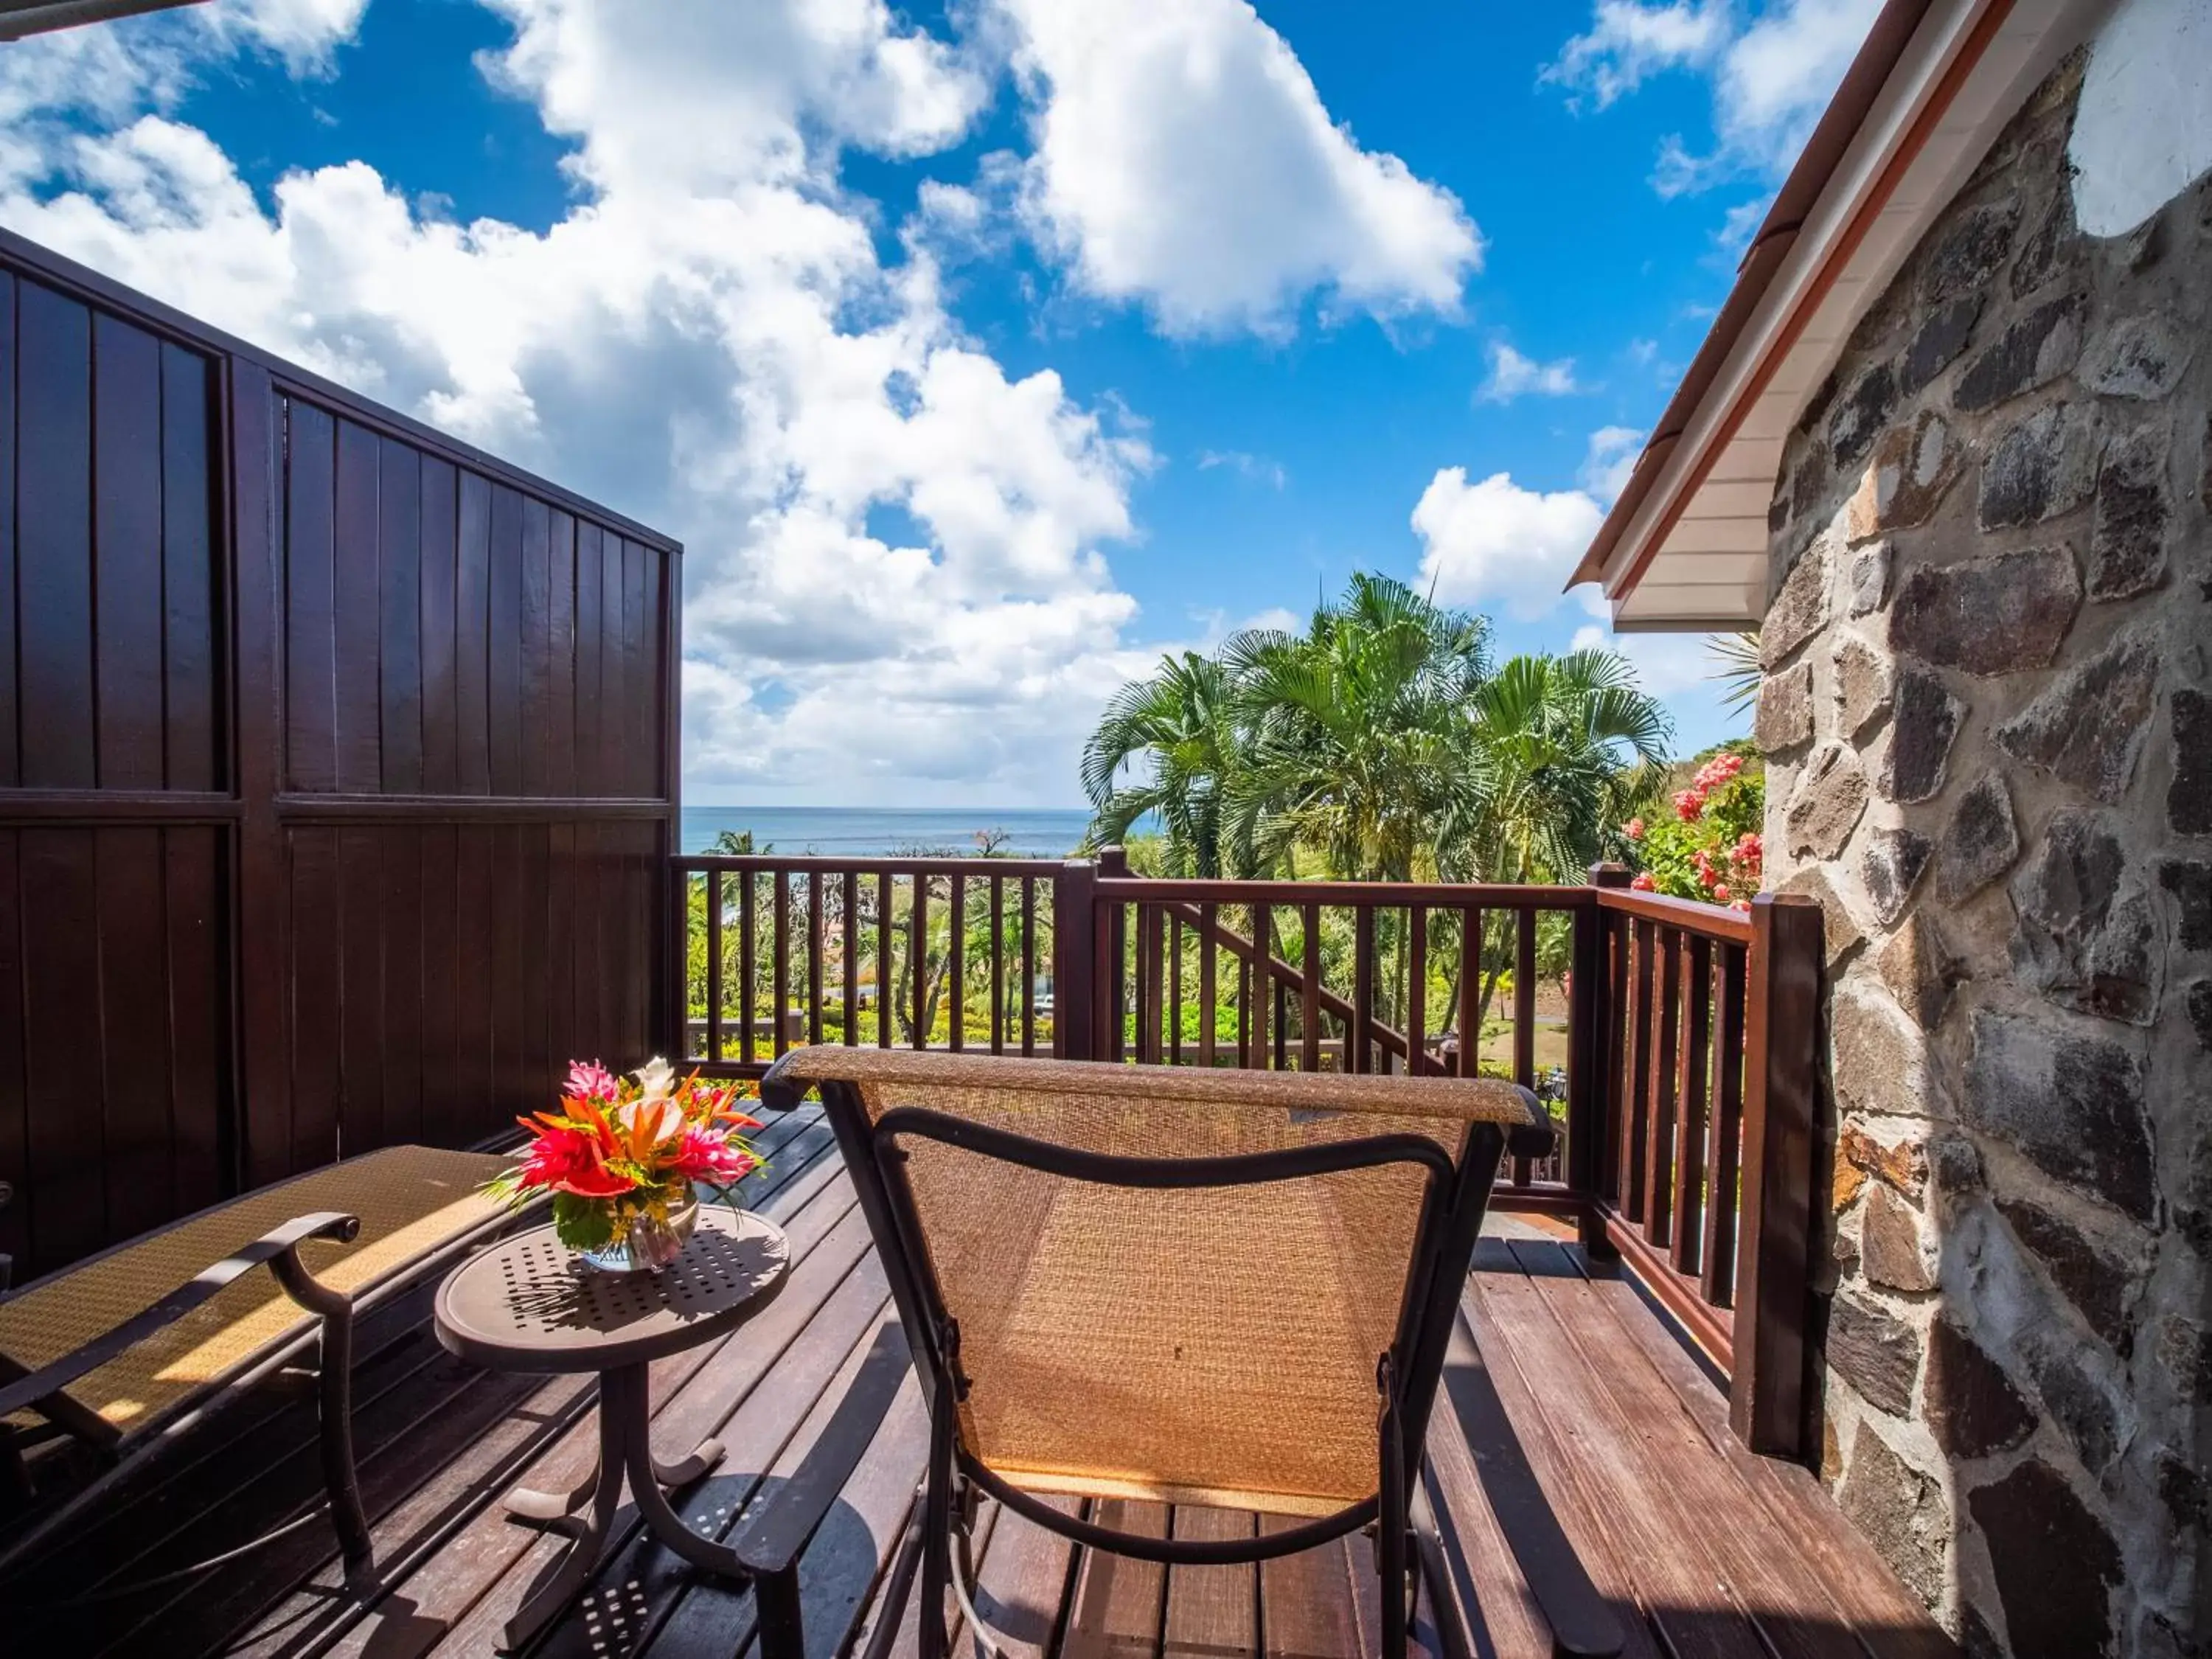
1622,743,1764,908
1081,574,1673,886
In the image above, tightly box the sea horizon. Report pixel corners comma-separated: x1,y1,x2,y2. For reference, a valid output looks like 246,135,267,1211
681,804,1120,858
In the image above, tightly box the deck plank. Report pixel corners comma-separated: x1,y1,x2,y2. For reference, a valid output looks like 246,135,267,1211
1415,1338,1553,1659
1506,1241,1867,1659
1164,1506,1258,1659
959,1495,1082,1659
1061,1500,1169,1659
1256,1517,1363,1659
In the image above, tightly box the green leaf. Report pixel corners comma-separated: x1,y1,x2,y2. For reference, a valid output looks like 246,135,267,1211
552,1191,618,1251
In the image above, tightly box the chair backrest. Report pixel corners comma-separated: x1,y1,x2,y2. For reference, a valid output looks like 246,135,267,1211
763,1051,1529,1517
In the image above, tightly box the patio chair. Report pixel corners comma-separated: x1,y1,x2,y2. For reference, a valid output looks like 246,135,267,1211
761,1048,1613,1659
0,1145,521,1588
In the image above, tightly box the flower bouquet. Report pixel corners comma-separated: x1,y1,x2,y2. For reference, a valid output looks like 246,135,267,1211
486,1058,765,1272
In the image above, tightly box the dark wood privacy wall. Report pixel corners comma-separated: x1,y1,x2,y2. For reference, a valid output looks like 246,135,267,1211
0,229,681,1280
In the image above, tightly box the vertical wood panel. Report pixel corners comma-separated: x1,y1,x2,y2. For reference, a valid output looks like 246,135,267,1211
160,344,216,792
519,822,552,1106
381,829,425,1147
519,496,551,797
93,314,164,790
21,832,102,1265
0,277,16,788
97,828,173,1238
573,521,602,794
490,821,525,1121
336,827,385,1155
378,438,423,793
331,420,382,795
454,471,493,794
18,285,95,788
417,456,459,793
454,825,495,1140
285,401,337,793
0,834,24,1267
487,487,524,795
419,824,459,1144
622,540,650,799
288,828,342,1170
164,830,224,1218
547,511,577,796
599,528,626,796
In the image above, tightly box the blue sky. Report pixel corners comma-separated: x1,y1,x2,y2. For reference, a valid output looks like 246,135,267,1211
4,0,1877,804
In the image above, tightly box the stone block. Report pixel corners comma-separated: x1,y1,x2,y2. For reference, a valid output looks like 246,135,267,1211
2080,309,2194,400
1888,545,2081,676
1936,772,2020,902
1924,1318,2035,1458
1785,743,1868,858
1832,984,1934,1119
1829,362,1898,470
1861,827,1933,927
1833,635,1894,739
2172,688,2211,836
1780,865,1865,964
1840,1121,1931,1197
1879,914,1958,1030
1846,411,1962,538
2191,979,2212,1051
1860,1184,1936,1291
1921,196,2020,305
2021,1333,2124,1474
2089,423,2170,599
1965,1010,2154,1220
1996,1194,2139,1352
1837,1427,1945,1609
1762,538,1831,668
1968,1462,2121,1659
1979,403,2101,529
1829,1291,1921,1415
2011,197,2084,299
1896,293,1980,394
2160,858,2212,949
1756,661,1814,754
1992,623,2160,802
1877,668,1964,804
1846,539,1891,616
1954,292,2084,411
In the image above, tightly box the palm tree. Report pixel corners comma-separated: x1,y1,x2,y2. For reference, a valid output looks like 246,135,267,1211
1081,650,1245,876
1707,630,1762,718
1223,574,1491,881
1464,650,1673,883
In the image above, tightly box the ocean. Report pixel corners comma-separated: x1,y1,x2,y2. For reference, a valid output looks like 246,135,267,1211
681,805,1102,858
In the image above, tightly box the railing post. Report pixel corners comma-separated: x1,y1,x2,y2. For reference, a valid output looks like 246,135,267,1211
1051,858,1099,1060
1097,846,1129,1061
1730,891,1822,1458
1574,864,1630,1258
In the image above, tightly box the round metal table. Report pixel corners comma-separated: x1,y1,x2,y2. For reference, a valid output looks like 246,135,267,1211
434,1206,791,1652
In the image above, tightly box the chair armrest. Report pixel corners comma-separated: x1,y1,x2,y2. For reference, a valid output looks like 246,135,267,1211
1506,1085,1555,1163
0,1211,361,1421
729,1323,912,1576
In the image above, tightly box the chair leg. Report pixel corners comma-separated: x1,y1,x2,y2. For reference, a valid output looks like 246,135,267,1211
1380,1365,1408,1659
918,1385,956,1659
270,1249,374,1586
757,1564,807,1659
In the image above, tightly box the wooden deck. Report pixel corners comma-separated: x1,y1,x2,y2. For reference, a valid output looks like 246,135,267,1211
1,1107,1952,1659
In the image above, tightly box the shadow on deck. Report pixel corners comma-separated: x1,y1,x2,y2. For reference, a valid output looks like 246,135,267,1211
1,1107,1952,1659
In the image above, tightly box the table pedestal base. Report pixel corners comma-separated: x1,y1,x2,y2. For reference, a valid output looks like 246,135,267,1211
500,1365,746,1652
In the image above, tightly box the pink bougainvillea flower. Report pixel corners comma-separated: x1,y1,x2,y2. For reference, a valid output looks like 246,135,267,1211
1713,883,1731,902
1630,872,1658,891
1731,898,1753,913
1624,817,1646,841
1674,787,1706,822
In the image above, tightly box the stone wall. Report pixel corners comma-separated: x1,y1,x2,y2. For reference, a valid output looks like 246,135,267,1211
1756,52,2209,1659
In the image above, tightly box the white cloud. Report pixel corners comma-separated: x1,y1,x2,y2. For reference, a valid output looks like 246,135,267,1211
1548,0,1881,189
1571,622,1719,696
1579,425,1644,503
1476,341,1582,403
1197,450,1287,488
4,0,1174,806
1542,1,1726,108
1411,467,1607,622
991,0,1482,335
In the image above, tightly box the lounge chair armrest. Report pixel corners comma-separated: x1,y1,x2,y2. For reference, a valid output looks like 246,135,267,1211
0,1211,361,1421
729,1324,912,1576
1506,1085,1555,1162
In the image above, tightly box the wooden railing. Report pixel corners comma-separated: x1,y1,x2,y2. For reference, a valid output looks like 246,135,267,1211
667,849,1821,1458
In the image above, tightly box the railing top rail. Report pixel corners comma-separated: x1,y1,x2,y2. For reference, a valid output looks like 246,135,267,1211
1096,876,1596,908
1596,887,1755,944
672,854,1070,877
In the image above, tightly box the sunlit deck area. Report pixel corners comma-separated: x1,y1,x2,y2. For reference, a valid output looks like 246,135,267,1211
2,1105,1948,1659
